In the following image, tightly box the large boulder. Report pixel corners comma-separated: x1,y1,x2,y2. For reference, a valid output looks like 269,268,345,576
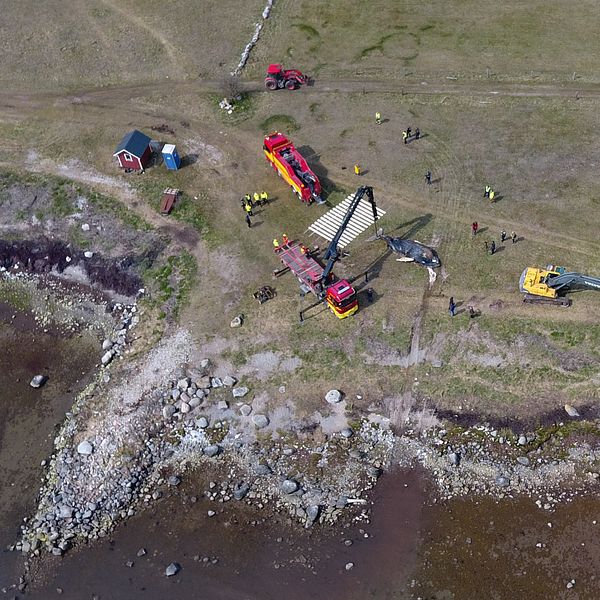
325,389,342,404
203,445,221,457
233,482,250,501
281,479,299,494
77,441,93,455
165,562,180,577
252,414,269,429
163,405,176,419
29,375,47,388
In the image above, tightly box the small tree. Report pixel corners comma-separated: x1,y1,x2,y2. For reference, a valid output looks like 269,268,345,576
220,75,241,101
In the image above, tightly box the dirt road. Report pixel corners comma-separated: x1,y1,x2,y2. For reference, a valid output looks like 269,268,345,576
0,76,597,116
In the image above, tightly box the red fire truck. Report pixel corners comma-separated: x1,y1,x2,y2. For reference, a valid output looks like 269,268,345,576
263,133,323,204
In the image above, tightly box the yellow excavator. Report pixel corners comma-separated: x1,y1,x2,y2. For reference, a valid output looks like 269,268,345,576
519,265,600,306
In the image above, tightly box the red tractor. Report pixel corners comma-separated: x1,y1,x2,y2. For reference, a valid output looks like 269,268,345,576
264,64,310,91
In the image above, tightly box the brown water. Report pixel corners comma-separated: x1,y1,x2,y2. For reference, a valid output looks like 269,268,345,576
24,468,423,599
0,302,98,591
416,495,600,599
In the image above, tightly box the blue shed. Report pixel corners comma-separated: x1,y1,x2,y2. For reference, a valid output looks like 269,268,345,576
162,144,181,170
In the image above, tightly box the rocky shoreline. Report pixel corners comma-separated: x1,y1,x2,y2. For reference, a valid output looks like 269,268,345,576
3,270,600,568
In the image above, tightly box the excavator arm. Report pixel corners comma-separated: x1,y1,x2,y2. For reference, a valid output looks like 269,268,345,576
546,272,600,292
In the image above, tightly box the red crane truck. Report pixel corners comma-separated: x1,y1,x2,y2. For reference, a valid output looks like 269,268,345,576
272,186,379,321
263,133,323,204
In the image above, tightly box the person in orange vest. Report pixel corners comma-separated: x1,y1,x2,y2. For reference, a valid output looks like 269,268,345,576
354,163,361,176
300,244,309,255
272,238,280,249
282,233,289,246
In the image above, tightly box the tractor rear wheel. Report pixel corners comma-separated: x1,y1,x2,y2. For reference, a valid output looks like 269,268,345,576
285,79,297,90
265,78,278,90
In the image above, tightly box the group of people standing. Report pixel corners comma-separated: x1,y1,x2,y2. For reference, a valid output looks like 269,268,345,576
402,126,420,144
472,222,517,253
242,191,269,228
484,185,497,202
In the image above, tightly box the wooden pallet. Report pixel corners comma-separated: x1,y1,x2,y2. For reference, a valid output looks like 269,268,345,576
160,188,180,214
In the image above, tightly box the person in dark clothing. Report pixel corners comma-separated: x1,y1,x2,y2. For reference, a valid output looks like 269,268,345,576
415,128,420,140
511,231,517,244
468,305,476,318
490,240,496,254
367,288,374,303
406,127,412,139
425,171,432,185
245,213,252,228
484,240,489,252
449,296,456,317
500,230,507,242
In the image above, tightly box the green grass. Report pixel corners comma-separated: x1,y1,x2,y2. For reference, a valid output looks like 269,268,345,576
0,281,32,311
292,23,319,39
359,33,398,59
50,180,75,217
260,115,300,135
84,188,153,232
68,223,91,249
142,251,197,320
170,193,209,235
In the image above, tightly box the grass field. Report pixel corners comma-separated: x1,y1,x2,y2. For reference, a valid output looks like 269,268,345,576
2,1,600,423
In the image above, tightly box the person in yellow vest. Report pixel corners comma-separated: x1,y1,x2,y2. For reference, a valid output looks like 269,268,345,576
272,238,280,249
489,189,495,202
253,192,260,204
282,233,289,246
244,202,253,216
402,130,408,144
375,112,381,125
260,191,268,205
484,185,491,198
354,163,361,176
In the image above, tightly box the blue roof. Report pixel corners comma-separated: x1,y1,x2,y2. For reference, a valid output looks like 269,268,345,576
113,129,151,158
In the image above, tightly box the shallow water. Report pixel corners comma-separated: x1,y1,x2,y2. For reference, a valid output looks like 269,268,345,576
24,467,423,599
0,302,98,590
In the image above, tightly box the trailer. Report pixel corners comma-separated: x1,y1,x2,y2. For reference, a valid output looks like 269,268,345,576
263,133,323,204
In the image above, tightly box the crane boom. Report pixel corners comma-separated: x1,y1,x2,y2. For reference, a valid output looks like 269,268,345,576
321,186,377,283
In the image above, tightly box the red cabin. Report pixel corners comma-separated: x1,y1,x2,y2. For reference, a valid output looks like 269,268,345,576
113,130,152,171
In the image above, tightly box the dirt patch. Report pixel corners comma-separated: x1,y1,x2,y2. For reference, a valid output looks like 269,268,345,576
239,351,303,381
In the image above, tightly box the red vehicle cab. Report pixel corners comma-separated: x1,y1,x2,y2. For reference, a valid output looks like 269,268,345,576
325,280,358,319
